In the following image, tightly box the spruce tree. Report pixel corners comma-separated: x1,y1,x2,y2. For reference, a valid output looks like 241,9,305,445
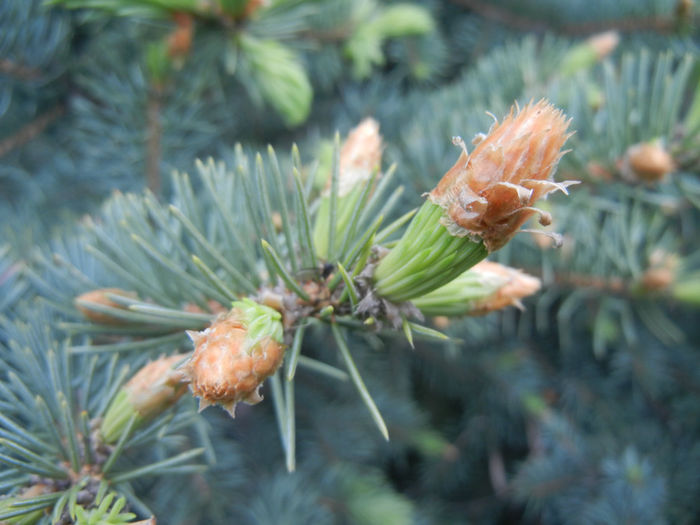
1,1,699,524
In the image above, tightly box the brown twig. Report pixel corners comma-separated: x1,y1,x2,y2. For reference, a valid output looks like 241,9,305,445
145,87,163,193
0,58,42,80
0,105,65,158
450,0,685,36
549,271,628,294
299,27,354,43
450,0,549,32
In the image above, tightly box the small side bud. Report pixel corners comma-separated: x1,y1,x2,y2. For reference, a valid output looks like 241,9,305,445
337,118,382,196
641,267,676,292
314,118,383,258
588,31,620,60
468,262,541,315
75,288,136,325
182,299,227,315
101,354,189,444
559,31,620,76
433,316,450,329
621,141,675,183
639,250,678,293
412,261,540,317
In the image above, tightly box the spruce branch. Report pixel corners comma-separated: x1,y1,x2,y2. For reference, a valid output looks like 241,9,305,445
145,86,163,193
0,307,202,524
450,0,694,35
0,58,42,80
0,105,65,158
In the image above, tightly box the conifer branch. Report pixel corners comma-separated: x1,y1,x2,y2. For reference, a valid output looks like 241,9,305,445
145,86,163,192
0,105,64,158
0,58,42,80
450,0,691,35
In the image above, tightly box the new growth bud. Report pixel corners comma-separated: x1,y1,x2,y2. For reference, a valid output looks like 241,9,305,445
467,261,541,315
336,118,383,196
560,31,620,76
621,141,675,183
182,299,285,418
374,100,574,303
638,249,678,293
588,31,620,60
101,354,189,444
313,118,383,259
428,100,575,252
412,261,541,316
75,288,136,325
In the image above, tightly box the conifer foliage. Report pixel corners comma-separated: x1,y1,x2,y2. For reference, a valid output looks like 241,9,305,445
1,0,700,524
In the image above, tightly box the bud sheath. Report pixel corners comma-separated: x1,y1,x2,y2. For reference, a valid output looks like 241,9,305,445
412,261,540,316
75,288,136,325
313,118,382,259
373,200,488,302
101,354,189,444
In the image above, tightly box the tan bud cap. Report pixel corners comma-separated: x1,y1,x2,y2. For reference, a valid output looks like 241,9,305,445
640,249,678,292
182,299,227,315
126,354,189,420
587,31,620,60
325,118,382,197
622,141,675,183
75,288,136,324
433,316,450,329
469,261,541,315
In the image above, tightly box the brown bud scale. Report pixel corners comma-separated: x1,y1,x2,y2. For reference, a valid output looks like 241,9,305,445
429,100,576,251
470,261,541,315
622,141,675,183
75,288,136,325
126,354,189,420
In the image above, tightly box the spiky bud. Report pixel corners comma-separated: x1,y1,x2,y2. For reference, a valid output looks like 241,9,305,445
101,354,189,444
621,141,675,183
429,100,575,251
182,299,285,417
314,118,383,259
374,100,574,303
412,261,540,316
75,288,136,325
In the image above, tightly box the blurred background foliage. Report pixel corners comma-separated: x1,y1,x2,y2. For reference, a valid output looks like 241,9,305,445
1,0,700,523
